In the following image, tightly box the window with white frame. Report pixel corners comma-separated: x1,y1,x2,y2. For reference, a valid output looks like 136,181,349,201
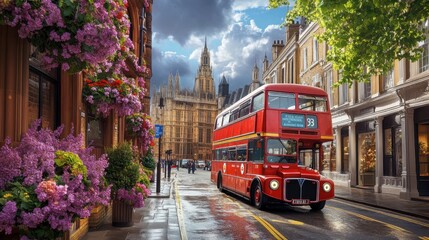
383,69,394,91
338,72,349,105
326,70,333,106
303,48,308,70
419,18,429,73
313,38,319,62
420,41,429,73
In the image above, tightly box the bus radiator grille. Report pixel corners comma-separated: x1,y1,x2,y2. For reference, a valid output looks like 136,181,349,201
284,179,318,201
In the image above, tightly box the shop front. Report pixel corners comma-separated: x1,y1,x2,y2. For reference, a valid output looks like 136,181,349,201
356,121,376,187
414,107,429,196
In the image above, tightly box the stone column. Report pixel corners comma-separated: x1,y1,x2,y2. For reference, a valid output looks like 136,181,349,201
349,122,357,186
374,116,384,193
399,108,418,199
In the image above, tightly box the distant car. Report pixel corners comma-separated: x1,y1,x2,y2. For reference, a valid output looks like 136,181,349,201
181,159,191,168
196,160,205,168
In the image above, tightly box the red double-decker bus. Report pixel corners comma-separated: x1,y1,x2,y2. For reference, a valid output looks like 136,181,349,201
211,83,334,210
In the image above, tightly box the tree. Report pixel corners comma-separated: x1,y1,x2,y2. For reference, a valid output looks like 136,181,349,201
269,0,429,86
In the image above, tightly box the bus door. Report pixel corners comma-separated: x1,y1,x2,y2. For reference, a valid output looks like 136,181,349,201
299,145,320,170
235,146,248,195
247,139,265,175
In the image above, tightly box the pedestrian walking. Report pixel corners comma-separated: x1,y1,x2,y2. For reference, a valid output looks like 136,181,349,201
191,160,196,174
187,160,192,174
176,160,179,171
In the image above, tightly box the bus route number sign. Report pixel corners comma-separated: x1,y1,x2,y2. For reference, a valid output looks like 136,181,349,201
281,113,318,129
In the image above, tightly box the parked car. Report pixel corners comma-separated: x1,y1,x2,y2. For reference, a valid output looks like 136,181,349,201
180,159,192,168
196,160,205,168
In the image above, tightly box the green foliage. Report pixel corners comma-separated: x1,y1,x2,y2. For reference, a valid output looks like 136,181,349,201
140,150,156,171
54,150,87,178
269,0,429,86
0,181,40,211
139,167,151,188
105,142,140,195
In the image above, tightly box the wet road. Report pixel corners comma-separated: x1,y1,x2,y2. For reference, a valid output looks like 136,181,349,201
173,168,429,240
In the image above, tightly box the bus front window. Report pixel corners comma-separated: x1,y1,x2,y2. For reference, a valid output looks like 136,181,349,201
266,139,297,163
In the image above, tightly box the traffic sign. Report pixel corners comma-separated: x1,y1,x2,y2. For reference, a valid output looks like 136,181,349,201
155,124,163,138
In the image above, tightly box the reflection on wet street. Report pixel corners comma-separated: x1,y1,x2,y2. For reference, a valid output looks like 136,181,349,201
174,169,429,240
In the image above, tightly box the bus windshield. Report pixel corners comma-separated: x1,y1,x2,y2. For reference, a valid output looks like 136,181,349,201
266,138,297,163
298,94,327,112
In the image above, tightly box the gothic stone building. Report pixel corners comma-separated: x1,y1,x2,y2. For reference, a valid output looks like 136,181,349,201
151,40,217,161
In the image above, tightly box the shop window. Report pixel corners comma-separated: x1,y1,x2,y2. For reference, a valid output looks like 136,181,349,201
28,67,59,129
341,128,349,173
417,124,429,177
358,132,376,186
383,127,402,177
322,141,336,171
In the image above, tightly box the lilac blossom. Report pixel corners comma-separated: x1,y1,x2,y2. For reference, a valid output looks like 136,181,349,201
0,120,111,238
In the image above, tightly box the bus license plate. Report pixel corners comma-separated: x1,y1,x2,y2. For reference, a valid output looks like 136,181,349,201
292,199,309,205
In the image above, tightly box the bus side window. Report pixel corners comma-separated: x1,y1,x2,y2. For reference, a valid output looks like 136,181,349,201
237,147,247,161
252,93,264,112
248,139,264,162
229,148,237,160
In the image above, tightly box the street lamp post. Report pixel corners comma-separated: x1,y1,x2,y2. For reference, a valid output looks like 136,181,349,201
156,96,164,193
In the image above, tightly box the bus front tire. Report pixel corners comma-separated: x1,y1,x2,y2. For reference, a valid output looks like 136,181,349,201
217,174,224,192
310,201,326,211
252,182,265,210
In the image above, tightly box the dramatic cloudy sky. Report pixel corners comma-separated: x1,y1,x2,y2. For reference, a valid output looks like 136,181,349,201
151,0,290,95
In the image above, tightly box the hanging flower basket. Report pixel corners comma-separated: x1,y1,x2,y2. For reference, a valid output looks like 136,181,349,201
83,74,145,118
0,0,132,73
125,113,154,150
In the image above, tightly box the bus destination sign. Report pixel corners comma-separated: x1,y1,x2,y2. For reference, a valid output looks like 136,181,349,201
281,113,318,129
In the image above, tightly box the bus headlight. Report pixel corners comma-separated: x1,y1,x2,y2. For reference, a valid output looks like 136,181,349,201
269,180,279,190
323,182,332,192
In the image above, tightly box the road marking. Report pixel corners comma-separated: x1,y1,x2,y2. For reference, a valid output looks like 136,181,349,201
331,199,429,228
252,214,288,240
329,206,410,233
225,195,287,240
272,219,305,226
175,180,188,240
419,237,429,240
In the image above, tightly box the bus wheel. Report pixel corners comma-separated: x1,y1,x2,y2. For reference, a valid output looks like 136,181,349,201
252,182,265,210
310,201,326,211
217,174,224,192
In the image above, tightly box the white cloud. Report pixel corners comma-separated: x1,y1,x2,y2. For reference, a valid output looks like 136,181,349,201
232,0,267,11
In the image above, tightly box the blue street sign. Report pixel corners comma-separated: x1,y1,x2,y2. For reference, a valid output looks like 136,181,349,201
155,124,163,138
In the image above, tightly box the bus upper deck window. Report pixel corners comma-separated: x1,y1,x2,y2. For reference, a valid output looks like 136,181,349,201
268,91,295,110
252,93,264,112
298,95,327,112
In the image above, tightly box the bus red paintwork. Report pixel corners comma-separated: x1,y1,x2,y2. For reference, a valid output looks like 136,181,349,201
211,83,335,210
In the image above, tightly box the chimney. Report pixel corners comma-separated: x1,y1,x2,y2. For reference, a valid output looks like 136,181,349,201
286,23,300,42
271,40,285,61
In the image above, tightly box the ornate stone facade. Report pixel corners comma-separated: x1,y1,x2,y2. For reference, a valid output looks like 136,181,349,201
151,40,218,161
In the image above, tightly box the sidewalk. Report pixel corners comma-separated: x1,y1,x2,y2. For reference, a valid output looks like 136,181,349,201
83,173,429,240
334,185,429,220
82,172,180,240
